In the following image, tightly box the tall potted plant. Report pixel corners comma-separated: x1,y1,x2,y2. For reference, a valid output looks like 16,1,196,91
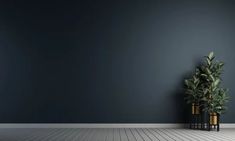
199,52,229,129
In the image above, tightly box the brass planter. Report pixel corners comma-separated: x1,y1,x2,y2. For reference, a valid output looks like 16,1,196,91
210,113,218,125
192,103,200,115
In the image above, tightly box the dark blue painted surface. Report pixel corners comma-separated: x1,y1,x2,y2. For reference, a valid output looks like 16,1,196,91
0,0,234,123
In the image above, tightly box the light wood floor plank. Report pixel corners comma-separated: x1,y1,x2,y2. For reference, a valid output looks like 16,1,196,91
171,129,203,141
142,128,160,141
152,128,176,141
146,128,167,141
130,128,144,141
79,128,92,141
113,128,121,141
136,128,152,141
120,128,129,141
161,129,190,141
181,128,235,141
125,128,137,141
106,128,114,141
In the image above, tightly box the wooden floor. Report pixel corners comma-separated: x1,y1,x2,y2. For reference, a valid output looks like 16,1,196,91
0,128,235,141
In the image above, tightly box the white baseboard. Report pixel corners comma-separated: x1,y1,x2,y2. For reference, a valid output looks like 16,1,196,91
0,123,234,128
220,123,235,128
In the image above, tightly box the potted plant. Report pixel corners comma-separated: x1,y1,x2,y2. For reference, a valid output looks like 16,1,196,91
184,71,202,115
206,88,229,125
198,52,229,130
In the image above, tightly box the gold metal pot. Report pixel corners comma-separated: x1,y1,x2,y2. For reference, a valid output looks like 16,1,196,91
192,103,200,115
210,112,218,125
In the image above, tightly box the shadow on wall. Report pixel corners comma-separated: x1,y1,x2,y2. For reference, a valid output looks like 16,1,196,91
172,73,191,123
172,59,203,123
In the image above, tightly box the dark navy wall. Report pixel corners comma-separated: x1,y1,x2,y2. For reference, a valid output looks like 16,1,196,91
0,0,235,123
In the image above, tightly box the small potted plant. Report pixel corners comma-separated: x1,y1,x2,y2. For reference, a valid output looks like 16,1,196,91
184,72,201,115
184,68,205,129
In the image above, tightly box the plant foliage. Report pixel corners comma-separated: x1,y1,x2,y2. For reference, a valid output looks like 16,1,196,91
184,52,229,115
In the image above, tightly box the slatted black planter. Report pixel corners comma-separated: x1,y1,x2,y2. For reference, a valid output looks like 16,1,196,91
190,103,200,129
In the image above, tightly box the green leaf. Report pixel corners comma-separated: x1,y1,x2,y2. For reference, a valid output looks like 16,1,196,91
206,68,211,75
201,97,207,101
208,52,214,60
214,79,220,87
209,74,215,81
206,58,211,66
219,62,224,67
184,80,188,86
201,74,207,77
